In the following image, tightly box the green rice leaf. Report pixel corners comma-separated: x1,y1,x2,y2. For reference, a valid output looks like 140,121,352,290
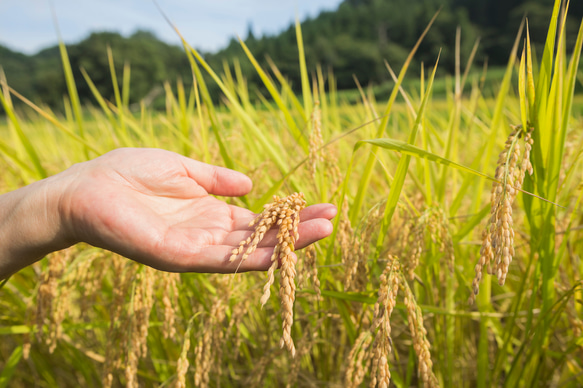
320,289,376,304
56,34,89,159
0,84,46,179
0,345,23,388
374,53,440,252
182,39,288,173
238,38,309,152
295,18,313,118
182,42,235,171
472,18,524,215
453,205,490,242
7,85,101,154
355,138,495,182
349,11,440,223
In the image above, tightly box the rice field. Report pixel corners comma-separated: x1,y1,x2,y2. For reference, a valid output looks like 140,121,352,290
1,2,583,387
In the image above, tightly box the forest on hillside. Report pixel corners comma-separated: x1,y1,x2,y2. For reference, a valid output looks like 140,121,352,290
1,0,582,110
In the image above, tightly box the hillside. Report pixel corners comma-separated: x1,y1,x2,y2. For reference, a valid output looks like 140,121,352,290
206,0,583,90
1,0,582,110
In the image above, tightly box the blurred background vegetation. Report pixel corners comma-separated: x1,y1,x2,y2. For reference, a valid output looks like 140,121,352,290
1,0,582,111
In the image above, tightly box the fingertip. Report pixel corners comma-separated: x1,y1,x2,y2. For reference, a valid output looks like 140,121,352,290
321,219,334,237
300,203,338,222
212,167,251,196
226,170,252,197
324,204,337,220
238,172,253,193
206,166,253,196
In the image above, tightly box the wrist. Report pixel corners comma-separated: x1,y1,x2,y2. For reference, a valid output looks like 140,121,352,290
0,171,76,279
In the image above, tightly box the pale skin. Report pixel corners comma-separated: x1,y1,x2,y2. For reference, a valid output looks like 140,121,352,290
0,148,336,280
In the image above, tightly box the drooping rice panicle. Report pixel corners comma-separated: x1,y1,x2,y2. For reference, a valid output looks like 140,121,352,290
470,125,534,304
230,193,306,356
370,256,400,388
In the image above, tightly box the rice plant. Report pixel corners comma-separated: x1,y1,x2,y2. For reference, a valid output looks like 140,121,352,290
1,0,582,386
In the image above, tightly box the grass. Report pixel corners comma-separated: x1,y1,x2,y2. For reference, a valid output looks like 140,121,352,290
1,0,583,386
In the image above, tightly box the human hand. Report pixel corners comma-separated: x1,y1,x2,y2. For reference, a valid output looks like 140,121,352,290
57,148,336,273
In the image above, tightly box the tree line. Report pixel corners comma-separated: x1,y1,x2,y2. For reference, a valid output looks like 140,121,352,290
1,0,582,111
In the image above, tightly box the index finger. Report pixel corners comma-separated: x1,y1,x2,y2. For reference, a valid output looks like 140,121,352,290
181,156,253,197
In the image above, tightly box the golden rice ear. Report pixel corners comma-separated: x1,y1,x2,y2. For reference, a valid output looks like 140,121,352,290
401,271,439,387
194,287,229,388
343,202,382,292
231,193,306,357
370,256,400,388
36,250,68,349
298,244,321,299
469,125,534,304
161,272,179,339
174,327,191,388
101,256,136,388
345,331,373,388
308,100,323,180
125,266,156,388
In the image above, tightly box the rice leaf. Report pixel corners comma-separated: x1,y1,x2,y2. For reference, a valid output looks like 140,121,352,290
0,345,22,388
56,31,89,159
0,83,46,179
355,138,494,182
295,17,313,118
238,38,309,152
349,10,440,223
374,53,440,253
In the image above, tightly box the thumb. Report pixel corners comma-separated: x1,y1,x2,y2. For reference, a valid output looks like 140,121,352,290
182,157,252,197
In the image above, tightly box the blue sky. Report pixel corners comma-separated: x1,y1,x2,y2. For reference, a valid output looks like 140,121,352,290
0,0,343,55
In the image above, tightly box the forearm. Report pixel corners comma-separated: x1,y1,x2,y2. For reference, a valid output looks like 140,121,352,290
0,175,73,279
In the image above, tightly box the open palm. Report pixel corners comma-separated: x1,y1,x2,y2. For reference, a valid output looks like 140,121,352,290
59,148,335,273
